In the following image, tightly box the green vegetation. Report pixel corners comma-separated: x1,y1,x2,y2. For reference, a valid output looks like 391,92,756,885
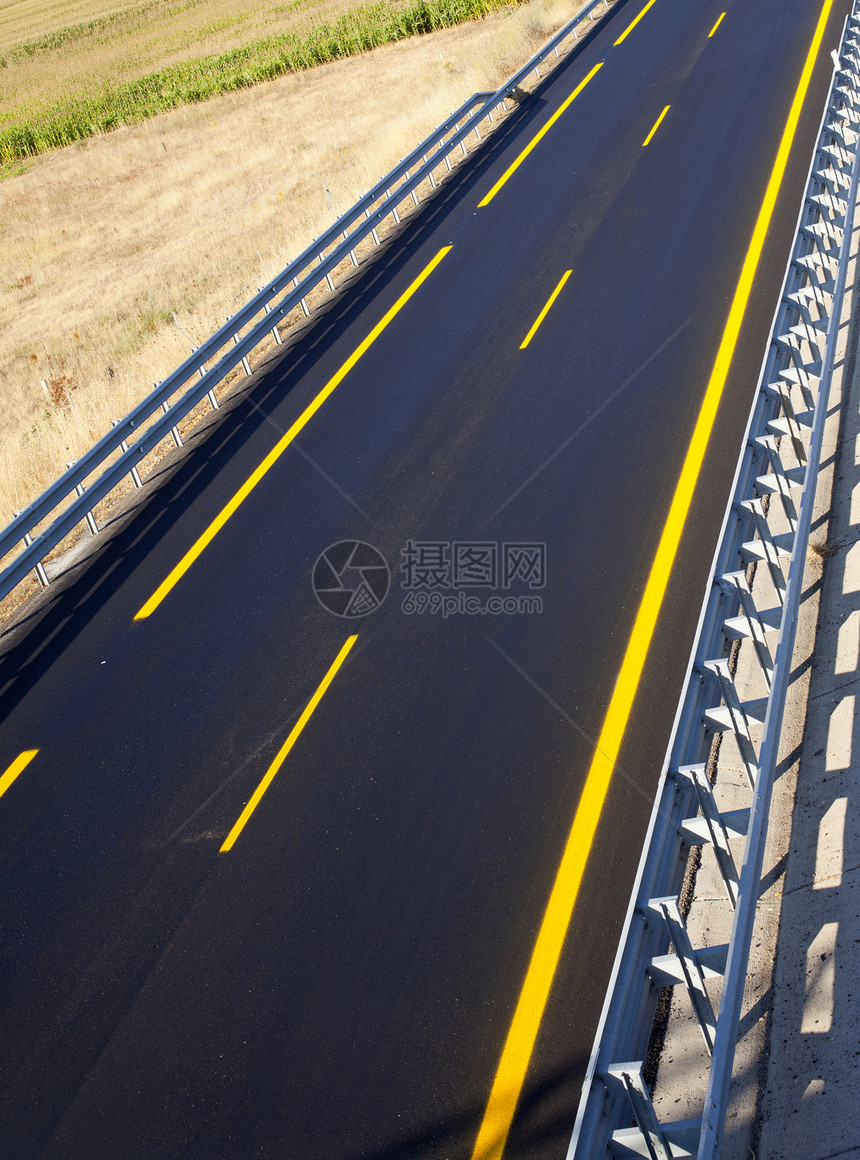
0,0,522,164
0,1,166,66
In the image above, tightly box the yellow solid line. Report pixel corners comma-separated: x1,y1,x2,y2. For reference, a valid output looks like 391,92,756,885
614,0,658,45
470,0,834,1156
220,635,358,853
520,271,573,349
478,63,604,208
0,750,38,800
709,11,727,37
643,104,671,147
135,247,453,620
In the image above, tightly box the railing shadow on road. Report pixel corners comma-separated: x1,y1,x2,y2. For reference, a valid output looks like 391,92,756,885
0,0,632,714
0,0,633,623
339,1058,587,1160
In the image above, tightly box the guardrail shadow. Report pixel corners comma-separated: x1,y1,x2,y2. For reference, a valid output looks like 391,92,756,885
0,0,630,714
340,1057,587,1160
755,300,860,1155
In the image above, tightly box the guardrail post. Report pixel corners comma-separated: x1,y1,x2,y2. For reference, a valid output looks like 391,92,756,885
787,283,831,336
721,571,776,688
292,275,312,314
647,897,719,1053
342,229,359,266
317,253,336,292
776,360,817,412
739,497,790,605
764,378,811,461
158,395,183,448
791,251,836,298
66,463,99,535
703,658,762,789
775,326,823,382
801,214,842,256
259,297,283,346
384,188,401,223
675,764,746,907
12,512,49,588
438,139,454,171
364,208,382,245
601,1065,675,1159
226,323,253,376
754,434,802,532
192,346,220,406
422,154,438,188
403,169,420,206
110,421,143,488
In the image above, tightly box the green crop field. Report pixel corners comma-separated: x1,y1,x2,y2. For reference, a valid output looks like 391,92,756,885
0,0,524,164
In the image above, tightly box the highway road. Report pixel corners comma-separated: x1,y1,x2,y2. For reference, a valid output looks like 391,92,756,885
0,0,850,1156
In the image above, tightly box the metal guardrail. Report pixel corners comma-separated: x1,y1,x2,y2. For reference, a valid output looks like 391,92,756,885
568,8,860,1158
0,0,613,607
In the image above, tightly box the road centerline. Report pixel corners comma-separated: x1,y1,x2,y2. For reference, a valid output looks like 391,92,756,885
134,246,452,621
643,104,671,147
477,62,604,208
613,0,658,46
220,635,358,853
470,0,835,1156
520,270,572,349
0,750,38,801
709,11,727,37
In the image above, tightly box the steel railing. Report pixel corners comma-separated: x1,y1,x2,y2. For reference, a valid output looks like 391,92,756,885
568,7,860,1158
0,0,614,607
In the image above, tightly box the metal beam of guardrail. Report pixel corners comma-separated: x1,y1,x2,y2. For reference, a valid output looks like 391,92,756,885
0,0,614,608
568,7,860,1157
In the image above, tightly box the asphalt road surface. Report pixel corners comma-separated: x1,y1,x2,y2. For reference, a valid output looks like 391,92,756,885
0,0,850,1156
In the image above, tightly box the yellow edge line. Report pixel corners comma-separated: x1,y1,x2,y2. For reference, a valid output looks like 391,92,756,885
0,750,38,800
614,0,658,46
478,63,604,208
643,104,671,147
470,0,833,1156
220,635,358,853
134,246,453,620
520,270,573,349
709,11,727,38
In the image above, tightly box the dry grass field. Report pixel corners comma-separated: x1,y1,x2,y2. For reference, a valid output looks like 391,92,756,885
0,0,595,615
